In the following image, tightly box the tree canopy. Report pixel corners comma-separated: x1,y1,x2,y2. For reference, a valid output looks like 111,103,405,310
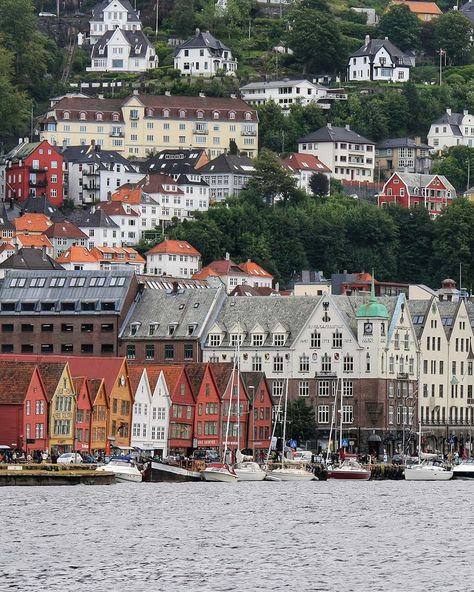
377,5,421,52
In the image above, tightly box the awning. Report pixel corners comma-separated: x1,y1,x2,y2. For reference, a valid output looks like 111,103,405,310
0,445,11,449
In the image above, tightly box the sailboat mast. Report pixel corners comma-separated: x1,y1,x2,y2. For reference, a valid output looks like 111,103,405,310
223,355,237,462
418,419,422,462
236,337,240,453
339,375,344,450
282,377,289,467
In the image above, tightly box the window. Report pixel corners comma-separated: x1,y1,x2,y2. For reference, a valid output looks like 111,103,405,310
252,355,262,372
319,381,330,396
342,405,353,424
299,380,309,397
332,331,342,348
252,334,264,347
311,331,321,348
343,354,353,373
343,381,353,397
321,354,331,372
299,355,309,373
273,333,286,346
146,344,155,360
127,344,136,360
209,334,221,347
184,344,193,360
165,344,174,360
272,380,284,398
318,405,330,423
273,355,283,373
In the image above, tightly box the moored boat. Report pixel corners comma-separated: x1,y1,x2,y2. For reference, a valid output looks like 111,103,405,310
201,462,237,483
96,456,142,483
143,458,204,483
326,456,371,481
266,461,315,482
234,461,266,482
452,458,474,480
404,456,453,481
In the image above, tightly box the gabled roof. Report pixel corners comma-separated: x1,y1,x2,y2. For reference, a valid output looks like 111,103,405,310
127,365,147,395
69,208,120,229
20,196,63,220
142,150,208,176
240,371,267,403
0,204,15,231
15,234,53,249
185,363,208,398
87,378,106,407
350,38,411,64
137,173,183,195
91,0,140,22
146,239,201,258
281,153,331,173
90,246,144,264
91,28,153,59
198,153,255,175
176,31,230,55
35,361,69,402
1,142,42,164
390,1,442,15
97,202,140,217
238,260,273,279
298,124,374,145
14,213,53,233
240,79,321,91
0,361,40,404
44,221,88,239
56,246,99,264
61,146,138,171
376,137,432,150
0,248,64,271
208,362,235,396
387,172,456,194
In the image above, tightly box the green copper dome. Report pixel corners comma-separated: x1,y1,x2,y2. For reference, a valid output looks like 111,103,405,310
355,275,389,319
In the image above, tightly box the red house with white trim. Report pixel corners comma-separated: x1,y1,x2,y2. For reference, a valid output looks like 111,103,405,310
73,377,93,453
186,362,221,452
2,140,64,207
378,172,456,217
0,361,49,455
242,372,273,460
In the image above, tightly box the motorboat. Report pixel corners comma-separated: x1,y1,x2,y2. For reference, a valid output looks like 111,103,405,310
452,458,474,480
266,461,315,482
201,462,237,483
143,458,204,483
96,456,142,483
404,456,453,481
234,461,266,482
326,456,371,481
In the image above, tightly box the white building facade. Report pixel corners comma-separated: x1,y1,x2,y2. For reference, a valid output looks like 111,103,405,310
239,79,329,110
88,28,158,73
427,108,474,152
347,36,412,83
90,0,142,45
174,30,237,77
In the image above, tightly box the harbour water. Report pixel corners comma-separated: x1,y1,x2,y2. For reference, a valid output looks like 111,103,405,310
2,480,472,592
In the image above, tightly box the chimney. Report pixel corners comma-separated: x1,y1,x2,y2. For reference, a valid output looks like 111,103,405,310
225,252,230,261
230,93,236,99
165,91,171,96
365,35,370,46
384,36,388,41
98,94,104,100
195,28,200,36
42,246,47,261
199,92,205,98
464,109,469,116
275,282,279,292
327,122,332,129
247,258,251,263
133,89,139,96
172,280,179,294
345,124,350,131
415,136,421,145
446,108,452,116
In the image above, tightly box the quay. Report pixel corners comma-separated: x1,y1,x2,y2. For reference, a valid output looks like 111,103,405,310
0,464,115,486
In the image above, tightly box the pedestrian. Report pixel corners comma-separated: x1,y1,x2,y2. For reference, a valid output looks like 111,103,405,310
41,450,48,463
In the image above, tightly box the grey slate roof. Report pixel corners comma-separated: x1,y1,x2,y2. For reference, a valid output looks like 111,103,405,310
331,294,398,336
350,38,411,65
407,299,431,338
198,154,255,175
20,196,64,221
0,268,135,315
91,0,140,22
432,111,464,137
461,1,474,22
175,31,230,56
0,248,64,272
175,174,208,187
62,145,138,172
0,204,15,231
69,208,119,229
298,124,374,145
142,150,207,176
240,79,324,91
376,138,432,150
393,172,456,195
0,142,42,165
120,287,224,339
91,29,153,59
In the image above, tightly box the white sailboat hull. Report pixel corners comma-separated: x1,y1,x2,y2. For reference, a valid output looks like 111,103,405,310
404,467,453,481
201,469,237,483
235,469,266,481
266,468,315,481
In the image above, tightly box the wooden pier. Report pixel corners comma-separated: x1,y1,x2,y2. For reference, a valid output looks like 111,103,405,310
0,464,115,486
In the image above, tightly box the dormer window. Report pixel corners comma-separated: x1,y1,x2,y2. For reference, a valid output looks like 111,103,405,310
245,112,252,120
63,111,70,120
229,111,236,120
179,109,186,118
96,112,103,121
208,334,221,347
188,324,197,336
130,322,141,336
149,322,159,336
273,333,286,347
163,109,170,118
252,334,264,347
146,108,153,117
213,111,220,120
168,323,178,336
197,110,204,119
112,112,120,121
79,112,87,120
230,333,243,346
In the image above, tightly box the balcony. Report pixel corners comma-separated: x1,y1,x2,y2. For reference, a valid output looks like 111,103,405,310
193,128,209,135
83,170,100,177
109,131,124,137
29,179,48,188
397,373,409,380
29,165,48,173
241,129,257,136
315,370,337,378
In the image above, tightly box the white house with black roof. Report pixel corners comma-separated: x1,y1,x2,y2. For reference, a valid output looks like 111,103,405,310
427,108,474,152
62,143,143,205
198,154,255,202
89,0,142,45
239,79,329,110
87,28,158,73
298,123,375,182
347,35,413,83
69,208,120,249
174,30,237,77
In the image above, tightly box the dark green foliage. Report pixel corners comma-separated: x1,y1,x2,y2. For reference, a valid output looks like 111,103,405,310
286,399,317,442
309,173,329,197
377,5,421,51
434,12,474,65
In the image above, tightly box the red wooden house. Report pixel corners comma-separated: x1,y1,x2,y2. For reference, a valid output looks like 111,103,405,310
209,363,249,454
378,172,455,217
241,372,273,461
73,377,93,453
186,363,221,452
0,361,48,456
158,365,195,455
2,140,64,207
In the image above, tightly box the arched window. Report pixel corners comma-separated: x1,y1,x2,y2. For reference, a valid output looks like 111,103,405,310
196,110,204,119
63,111,70,120
96,112,103,121
163,109,170,118
179,109,186,118
146,108,153,117
112,112,120,121
213,111,220,120
79,112,87,120
229,111,236,120
245,112,252,120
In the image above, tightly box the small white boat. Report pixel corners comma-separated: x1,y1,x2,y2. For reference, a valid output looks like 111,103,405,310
234,461,266,482
326,456,371,481
404,457,453,481
201,463,237,483
96,456,142,483
266,461,315,482
453,458,474,480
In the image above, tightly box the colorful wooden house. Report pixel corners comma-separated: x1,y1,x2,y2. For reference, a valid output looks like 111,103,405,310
241,372,273,461
73,376,93,453
88,378,108,456
186,362,221,452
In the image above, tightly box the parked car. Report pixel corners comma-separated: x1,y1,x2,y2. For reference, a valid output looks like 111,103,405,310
57,453,83,464
192,449,220,463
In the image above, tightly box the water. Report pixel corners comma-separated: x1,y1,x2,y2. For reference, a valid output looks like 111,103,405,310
1,480,472,592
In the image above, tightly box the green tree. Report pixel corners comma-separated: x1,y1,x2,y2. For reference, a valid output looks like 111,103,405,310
431,145,474,192
229,139,239,155
0,46,30,139
286,399,316,443
169,0,196,38
257,101,288,152
434,12,473,65
309,172,329,197
247,149,300,205
377,5,421,51
286,6,345,74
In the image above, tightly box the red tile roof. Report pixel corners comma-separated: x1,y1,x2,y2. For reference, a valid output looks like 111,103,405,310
44,221,88,239
15,234,53,249
0,361,40,404
97,202,140,217
209,362,235,397
56,245,99,264
127,365,146,394
90,246,145,263
185,363,208,398
390,0,442,14
282,152,331,173
137,174,183,195
111,186,144,204
238,260,273,279
14,213,53,233
146,239,201,257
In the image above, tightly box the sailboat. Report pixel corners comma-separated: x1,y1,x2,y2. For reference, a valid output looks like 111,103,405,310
266,378,315,482
201,355,238,483
404,421,453,481
326,376,371,480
